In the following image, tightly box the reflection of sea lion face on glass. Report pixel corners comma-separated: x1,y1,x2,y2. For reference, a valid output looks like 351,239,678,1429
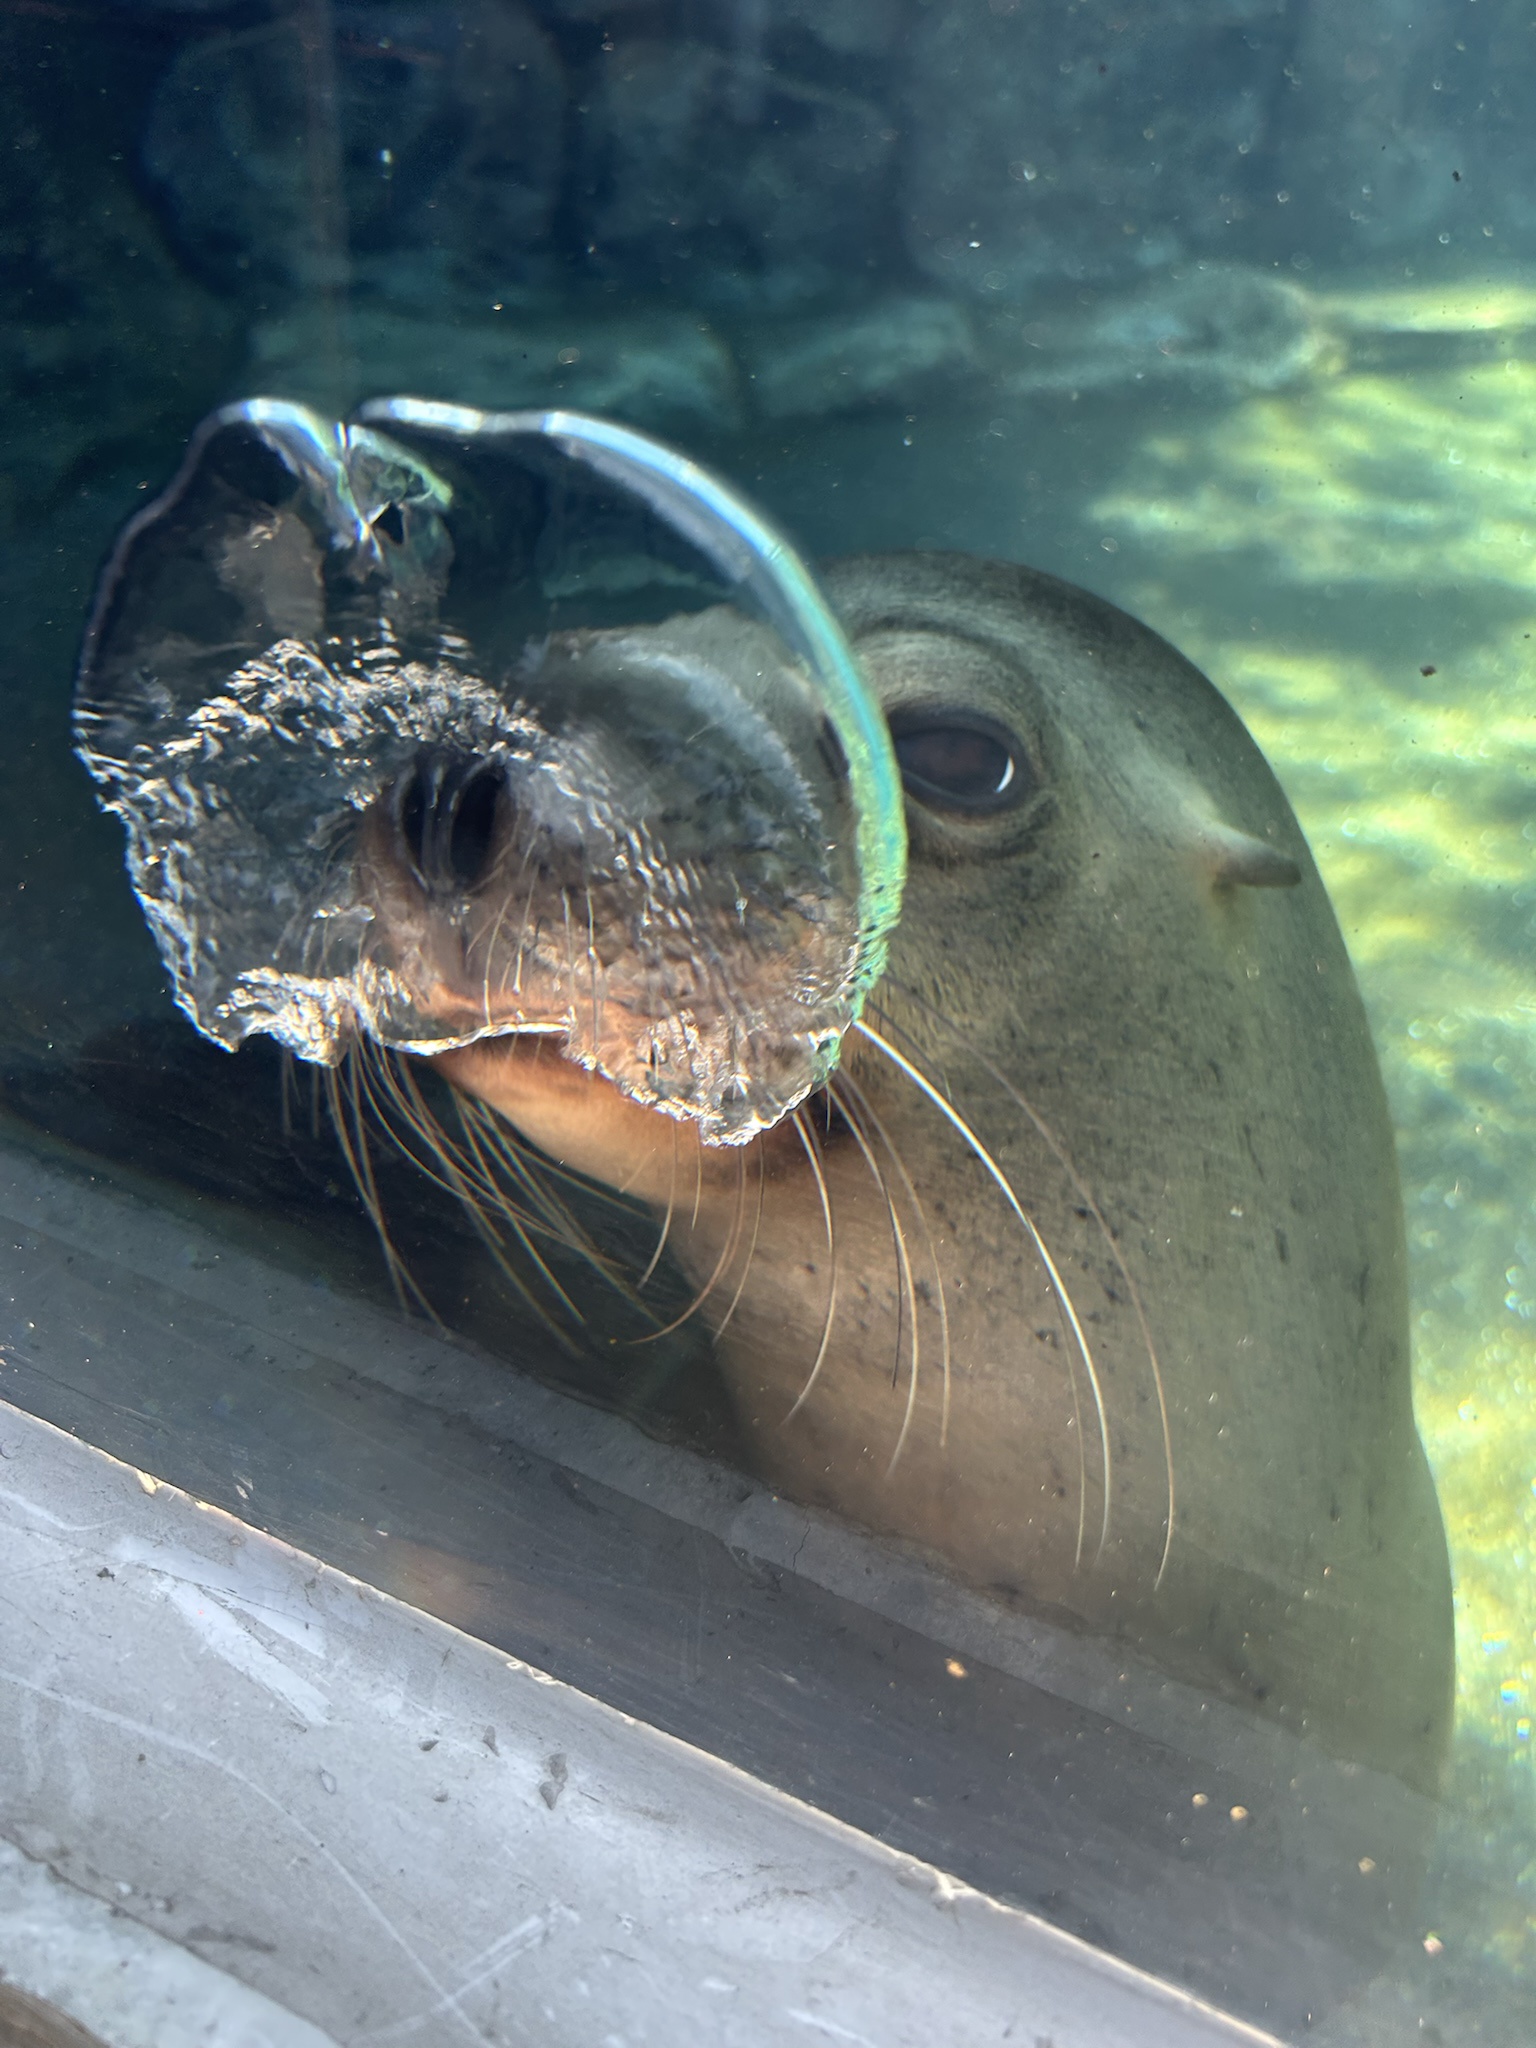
77,410,1452,1808
73,399,905,1146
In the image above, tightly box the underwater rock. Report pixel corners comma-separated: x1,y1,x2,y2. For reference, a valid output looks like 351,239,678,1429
771,0,911,59
142,2,564,304
522,0,655,17
572,34,898,311
899,0,1292,298
247,304,741,432
0,37,236,533
739,295,976,419
1283,1,1509,264
991,268,1334,402
533,0,908,60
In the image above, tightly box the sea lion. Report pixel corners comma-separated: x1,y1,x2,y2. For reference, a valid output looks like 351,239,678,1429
70,403,1451,1797
387,551,1453,1796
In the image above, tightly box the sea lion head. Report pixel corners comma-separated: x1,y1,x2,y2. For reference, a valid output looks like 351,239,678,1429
398,550,1452,1798
72,400,1450,1800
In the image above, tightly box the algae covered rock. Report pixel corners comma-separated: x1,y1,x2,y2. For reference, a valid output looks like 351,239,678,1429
992,267,1334,402
0,22,236,534
248,303,742,432
900,0,1292,297
570,31,899,311
739,296,975,419
143,2,564,304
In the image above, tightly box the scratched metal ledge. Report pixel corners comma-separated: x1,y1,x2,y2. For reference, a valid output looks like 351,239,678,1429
0,1831,336,2048
1,1408,1287,2048
0,1134,1434,2040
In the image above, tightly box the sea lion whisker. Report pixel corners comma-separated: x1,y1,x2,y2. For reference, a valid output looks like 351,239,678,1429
357,1044,502,1227
826,1077,921,1476
631,1140,749,1345
450,1093,662,1322
279,1048,297,1142
387,1055,600,1279
584,882,603,1062
852,1019,1111,1564
503,851,541,1000
460,1193,588,1337
712,1139,766,1339
375,1061,587,1334
783,1106,838,1424
636,1123,679,1290
884,979,1174,1587
834,1067,952,1451
455,1098,668,1327
359,1054,542,1273
477,886,517,1030
444,1126,597,1330
459,1082,645,1228
354,1049,588,1339
823,1084,902,1396
325,1052,436,1321
447,1090,578,1251
560,886,580,1011
864,994,960,1110
456,1093,590,1242
440,1073,568,1224
278,1049,324,1145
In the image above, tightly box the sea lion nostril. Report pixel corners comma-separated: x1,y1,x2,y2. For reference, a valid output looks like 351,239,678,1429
395,756,432,881
393,749,506,893
447,761,505,889
372,502,407,546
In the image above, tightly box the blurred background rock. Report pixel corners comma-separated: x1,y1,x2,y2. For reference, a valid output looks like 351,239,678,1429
0,12,238,537
4,0,1525,489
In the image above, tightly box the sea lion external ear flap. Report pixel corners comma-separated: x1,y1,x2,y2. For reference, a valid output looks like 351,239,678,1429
1191,816,1303,890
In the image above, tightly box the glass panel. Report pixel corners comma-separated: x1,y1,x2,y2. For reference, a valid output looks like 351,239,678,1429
0,6,1530,2043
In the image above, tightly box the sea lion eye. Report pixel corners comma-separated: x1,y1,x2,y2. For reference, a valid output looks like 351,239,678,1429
393,749,506,892
887,709,1033,816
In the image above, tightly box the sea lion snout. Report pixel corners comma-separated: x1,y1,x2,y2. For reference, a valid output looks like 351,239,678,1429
350,608,872,1142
